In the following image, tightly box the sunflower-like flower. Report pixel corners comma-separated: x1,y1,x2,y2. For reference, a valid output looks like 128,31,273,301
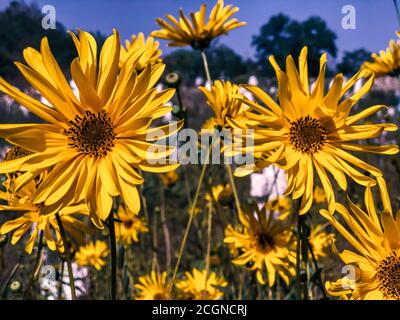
320,178,400,300
313,186,326,204
224,203,296,286
0,147,90,254
151,0,246,49
115,205,148,245
199,80,248,130
308,224,335,260
176,268,227,300
205,184,233,207
75,240,109,270
134,271,170,300
120,33,162,71
232,47,398,214
0,29,182,228
160,170,178,188
361,38,400,78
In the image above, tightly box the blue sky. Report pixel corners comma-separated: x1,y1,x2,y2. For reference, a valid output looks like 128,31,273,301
0,0,398,62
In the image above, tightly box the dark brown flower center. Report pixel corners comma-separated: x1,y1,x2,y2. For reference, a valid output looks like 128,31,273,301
377,251,400,300
3,146,31,161
289,116,327,154
256,233,274,252
66,111,116,158
123,220,134,229
153,292,168,300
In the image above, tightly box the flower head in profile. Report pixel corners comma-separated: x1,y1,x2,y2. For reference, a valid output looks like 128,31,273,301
152,0,246,49
176,268,227,300
205,184,233,207
199,80,247,129
115,205,148,245
75,240,109,270
134,271,170,300
160,170,178,188
232,47,398,214
120,33,162,71
361,38,400,78
224,203,296,286
0,147,90,254
321,178,400,300
0,29,182,228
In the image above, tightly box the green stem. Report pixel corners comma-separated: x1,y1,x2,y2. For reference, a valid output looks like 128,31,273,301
55,213,76,300
107,215,117,300
200,50,212,85
168,142,212,296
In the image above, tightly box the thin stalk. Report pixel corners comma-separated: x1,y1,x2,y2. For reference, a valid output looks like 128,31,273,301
225,164,241,222
1,263,20,299
23,230,44,298
160,184,172,270
294,201,302,299
168,142,212,296
307,239,328,299
107,215,117,300
140,183,159,272
58,259,64,300
200,50,212,85
55,213,76,300
203,202,213,298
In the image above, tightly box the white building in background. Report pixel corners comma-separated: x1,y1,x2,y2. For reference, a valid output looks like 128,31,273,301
250,165,287,208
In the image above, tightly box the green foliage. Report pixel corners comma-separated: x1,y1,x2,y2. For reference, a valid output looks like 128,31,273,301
252,13,337,77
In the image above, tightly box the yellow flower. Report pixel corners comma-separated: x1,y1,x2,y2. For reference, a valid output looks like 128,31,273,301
265,196,291,216
199,80,247,129
0,147,90,254
361,39,400,78
115,206,148,245
320,178,400,300
176,268,227,300
75,240,109,270
120,33,162,71
224,204,296,286
135,271,170,300
313,186,326,204
308,224,335,260
0,29,182,228
205,184,233,207
232,47,398,214
152,0,246,49
160,170,178,188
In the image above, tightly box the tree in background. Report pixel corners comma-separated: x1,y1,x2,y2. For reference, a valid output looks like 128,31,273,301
252,13,337,77
336,48,372,77
164,45,252,85
0,1,105,87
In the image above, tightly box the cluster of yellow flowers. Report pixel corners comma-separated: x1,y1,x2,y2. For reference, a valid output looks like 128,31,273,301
0,0,399,301
134,269,227,300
